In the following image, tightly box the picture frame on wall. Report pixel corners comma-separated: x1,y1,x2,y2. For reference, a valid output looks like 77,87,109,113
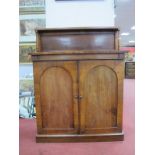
19,63,34,93
19,0,45,14
19,79,34,93
19,14,46,42
19,42,36,63
19,63,34,92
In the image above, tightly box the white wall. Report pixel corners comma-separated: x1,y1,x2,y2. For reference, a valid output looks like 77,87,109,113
46,0,114,28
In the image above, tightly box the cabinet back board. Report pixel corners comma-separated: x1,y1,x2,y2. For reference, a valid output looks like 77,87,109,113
36,27,120,52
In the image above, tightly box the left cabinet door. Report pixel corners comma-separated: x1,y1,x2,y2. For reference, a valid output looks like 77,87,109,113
33,61,79,134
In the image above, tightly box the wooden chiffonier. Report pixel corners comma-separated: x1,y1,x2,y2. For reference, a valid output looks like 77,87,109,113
31,28,125,142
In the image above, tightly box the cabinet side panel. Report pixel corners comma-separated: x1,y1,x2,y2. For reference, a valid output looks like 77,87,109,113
40,67,74,129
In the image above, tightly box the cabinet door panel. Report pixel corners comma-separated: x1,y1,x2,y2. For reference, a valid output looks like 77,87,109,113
84,66,117,128
33,61,79,134
79,60,124,134
41,67,73,129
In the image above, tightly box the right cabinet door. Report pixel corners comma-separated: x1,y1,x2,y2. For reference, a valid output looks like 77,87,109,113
79,60,124,134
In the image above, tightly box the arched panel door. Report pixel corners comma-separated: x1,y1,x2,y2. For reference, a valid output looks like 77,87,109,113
79,61,119,134
36,61,79,134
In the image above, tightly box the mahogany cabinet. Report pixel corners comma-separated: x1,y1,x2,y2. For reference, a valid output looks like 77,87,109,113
31,28,125,142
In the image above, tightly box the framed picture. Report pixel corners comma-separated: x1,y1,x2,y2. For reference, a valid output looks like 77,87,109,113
19,14,46,42
19,0,45,13
19,79,34,93
19,63,34,93
19,42,36,63
19,63,33,94
19,63,33,79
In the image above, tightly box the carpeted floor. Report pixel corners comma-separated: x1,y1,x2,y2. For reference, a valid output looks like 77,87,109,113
19,79,135,155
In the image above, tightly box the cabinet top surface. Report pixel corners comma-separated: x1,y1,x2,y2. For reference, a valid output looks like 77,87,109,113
36,27,119,32
31,50,127,56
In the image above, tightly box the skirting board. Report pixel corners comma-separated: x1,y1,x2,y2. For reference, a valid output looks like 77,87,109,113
36,132,124,143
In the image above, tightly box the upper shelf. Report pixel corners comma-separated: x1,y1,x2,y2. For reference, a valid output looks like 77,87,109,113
35,27,120,52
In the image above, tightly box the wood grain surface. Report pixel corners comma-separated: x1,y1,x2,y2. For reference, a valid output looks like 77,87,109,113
33,61,79,134
79,60,124,134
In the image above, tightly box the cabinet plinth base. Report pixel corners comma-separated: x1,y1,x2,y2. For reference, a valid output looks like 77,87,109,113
36,132,124,143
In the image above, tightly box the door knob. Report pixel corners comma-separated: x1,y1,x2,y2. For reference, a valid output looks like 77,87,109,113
79,96,83,99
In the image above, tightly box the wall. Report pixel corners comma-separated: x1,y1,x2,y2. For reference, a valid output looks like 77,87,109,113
46,0,115,28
